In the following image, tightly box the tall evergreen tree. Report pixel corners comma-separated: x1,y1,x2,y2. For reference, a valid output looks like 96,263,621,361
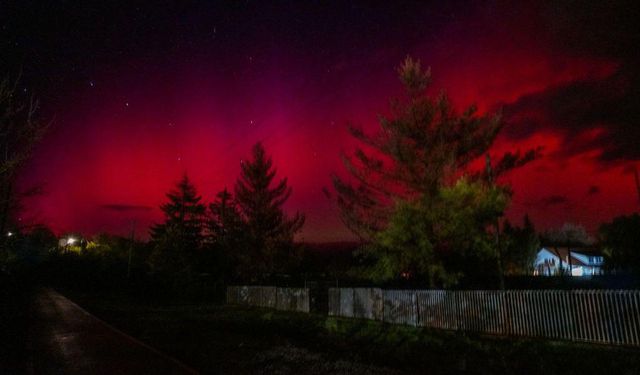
331,57,535,286
208,188,242,243
234,142,305,278
149,174,206,276
331,57,535,240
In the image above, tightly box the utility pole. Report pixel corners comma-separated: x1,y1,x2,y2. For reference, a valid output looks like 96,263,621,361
127,220,136,279
634,165,640,207
486,154,505,290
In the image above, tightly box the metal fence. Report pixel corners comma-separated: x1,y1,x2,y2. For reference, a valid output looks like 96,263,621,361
226,286,310,313
328,288,640,346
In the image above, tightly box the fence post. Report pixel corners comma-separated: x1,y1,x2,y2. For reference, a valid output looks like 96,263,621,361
353,288,356,318
414,291,420,327
455,291,462,331
504,290,512,336
382,289,386,324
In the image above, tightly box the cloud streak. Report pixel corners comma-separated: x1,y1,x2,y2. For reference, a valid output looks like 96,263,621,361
100,204,153,212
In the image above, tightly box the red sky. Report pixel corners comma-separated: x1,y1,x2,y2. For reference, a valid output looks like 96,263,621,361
5,1,639,241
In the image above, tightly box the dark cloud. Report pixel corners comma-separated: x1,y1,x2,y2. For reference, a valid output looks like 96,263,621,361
502,65,640,162
540,195,569,207
587,185,600,195
494,1,640,164
100,204,152,212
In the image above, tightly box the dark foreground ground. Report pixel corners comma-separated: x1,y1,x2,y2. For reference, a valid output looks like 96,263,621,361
27,288,197,374
4,283,640,374
61,288,640,375
60,288,401,375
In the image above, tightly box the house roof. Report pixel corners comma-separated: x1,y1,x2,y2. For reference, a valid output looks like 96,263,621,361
572,249,603,257
543,246,602,257
538,247,602,267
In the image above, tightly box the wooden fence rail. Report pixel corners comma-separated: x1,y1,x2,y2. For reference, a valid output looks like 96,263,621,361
227,286,310,313
328,288,640,347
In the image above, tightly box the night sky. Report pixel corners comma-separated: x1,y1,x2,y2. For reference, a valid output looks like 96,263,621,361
2,1,639,241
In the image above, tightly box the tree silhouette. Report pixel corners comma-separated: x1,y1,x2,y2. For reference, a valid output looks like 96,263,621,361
207,187,244,279
149,174,206,276
0,76,49,263
502,215,540,275
234,142,304,279
600,214,640,274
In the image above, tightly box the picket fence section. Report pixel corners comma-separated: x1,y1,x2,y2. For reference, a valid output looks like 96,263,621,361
329,288,640,347
227,285,310,313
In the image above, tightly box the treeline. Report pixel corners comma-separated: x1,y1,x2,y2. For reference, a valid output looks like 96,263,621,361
33,143,305,298
147,142,304,286
2,58,639,296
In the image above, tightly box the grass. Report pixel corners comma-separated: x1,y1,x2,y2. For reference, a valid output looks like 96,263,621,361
64,288,640,375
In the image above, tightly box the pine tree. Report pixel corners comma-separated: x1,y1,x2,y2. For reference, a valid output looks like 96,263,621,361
209,188,242,243
331,56,536,240
149,174,206,276
234,142,304,278
331,57,535,285
207,187,245,279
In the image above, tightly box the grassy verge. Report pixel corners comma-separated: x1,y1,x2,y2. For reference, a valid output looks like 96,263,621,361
0,275,33,374
65,288,640,375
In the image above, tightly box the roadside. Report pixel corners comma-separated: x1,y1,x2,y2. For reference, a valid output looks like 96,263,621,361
26,288,197,374
0,276,31,374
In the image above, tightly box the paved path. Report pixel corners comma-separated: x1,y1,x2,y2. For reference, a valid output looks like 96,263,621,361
28,288,198,374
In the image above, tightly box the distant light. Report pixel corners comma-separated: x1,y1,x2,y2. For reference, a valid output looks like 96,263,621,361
67,237,77,245
7,231,13,237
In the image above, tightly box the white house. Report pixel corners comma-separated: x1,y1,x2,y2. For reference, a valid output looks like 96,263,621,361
533,247,604,276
